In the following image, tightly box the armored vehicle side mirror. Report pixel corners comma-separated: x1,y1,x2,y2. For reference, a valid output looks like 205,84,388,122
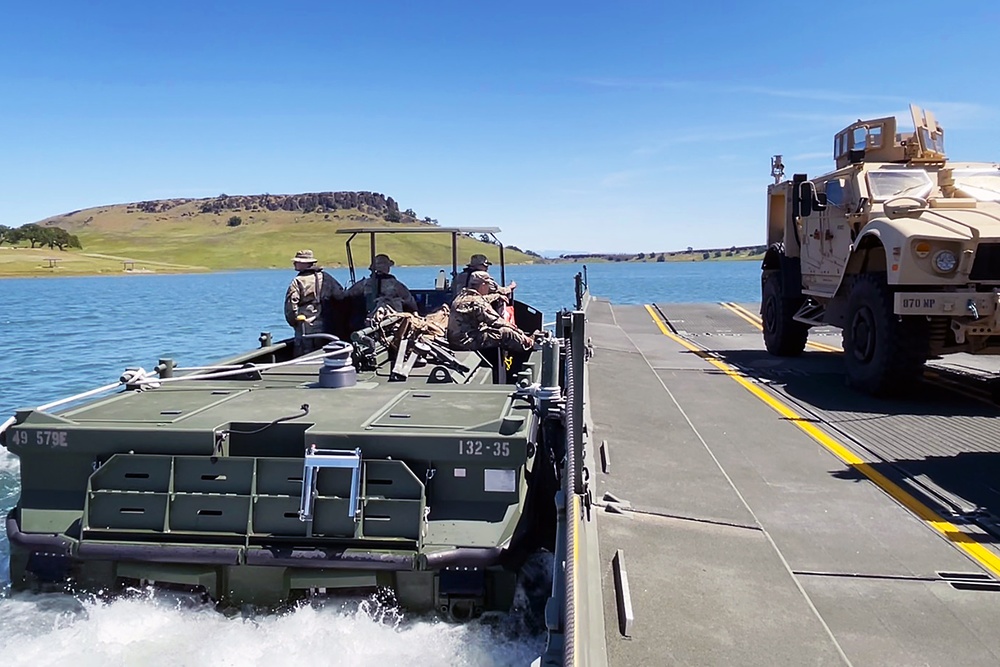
798,180,814,217
792,173,808,217
795,181,826,217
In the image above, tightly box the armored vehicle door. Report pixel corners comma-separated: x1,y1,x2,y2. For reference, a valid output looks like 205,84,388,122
799,199,823,280
799,175,852,295
801,195,850,294
798,202,837,292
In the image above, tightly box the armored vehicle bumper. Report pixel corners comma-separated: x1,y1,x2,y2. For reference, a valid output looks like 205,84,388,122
894,290,1000,344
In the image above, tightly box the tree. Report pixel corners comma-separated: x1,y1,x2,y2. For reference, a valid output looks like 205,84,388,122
385,210,401,222
19,224,51,248
45,227,82,250
479,233,492,244
0,225,9,245
227,215,243,227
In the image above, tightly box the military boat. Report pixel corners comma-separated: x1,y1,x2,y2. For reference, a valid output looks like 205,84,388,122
1,228,590,640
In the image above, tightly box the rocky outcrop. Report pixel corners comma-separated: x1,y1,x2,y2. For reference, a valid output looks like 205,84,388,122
195,192,403,217
128,199,195,214
42,192,425,231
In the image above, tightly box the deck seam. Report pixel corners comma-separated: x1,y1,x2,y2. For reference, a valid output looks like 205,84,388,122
619,306,856,666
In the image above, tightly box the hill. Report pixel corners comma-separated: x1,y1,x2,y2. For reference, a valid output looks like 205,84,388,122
0,192,541,276
560,245,767,263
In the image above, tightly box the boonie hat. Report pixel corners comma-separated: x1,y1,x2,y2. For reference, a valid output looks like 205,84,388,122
469,253,491,267
371,253,395,272
468,270,495,287
293,249,318,264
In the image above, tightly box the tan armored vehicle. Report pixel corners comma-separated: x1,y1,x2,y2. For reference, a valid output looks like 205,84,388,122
763,105,1000,394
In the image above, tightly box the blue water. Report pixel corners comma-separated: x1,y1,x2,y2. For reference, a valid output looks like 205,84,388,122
0,260,761,416
0,260,761,662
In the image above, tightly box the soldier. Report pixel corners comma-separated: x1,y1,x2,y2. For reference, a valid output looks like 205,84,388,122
346,253,418,315
453,253,517,300
449,271,534,352
284,250,345,349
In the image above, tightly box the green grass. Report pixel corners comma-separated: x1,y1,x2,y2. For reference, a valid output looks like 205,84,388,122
0,247,208,277
0,202,540,277
3,198,762,276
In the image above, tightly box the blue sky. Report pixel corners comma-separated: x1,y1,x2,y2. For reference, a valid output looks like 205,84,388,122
1,1,997,254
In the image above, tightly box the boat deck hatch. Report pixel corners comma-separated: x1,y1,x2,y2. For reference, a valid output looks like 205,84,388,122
63,389,248,423
371,390,511,430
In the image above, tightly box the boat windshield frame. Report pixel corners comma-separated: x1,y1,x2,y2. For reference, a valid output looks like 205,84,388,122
335,226,504,285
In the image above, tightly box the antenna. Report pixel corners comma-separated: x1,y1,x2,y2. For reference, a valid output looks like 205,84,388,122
771,155,785,185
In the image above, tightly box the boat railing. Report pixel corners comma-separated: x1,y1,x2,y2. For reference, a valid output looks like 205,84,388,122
540,308,589,665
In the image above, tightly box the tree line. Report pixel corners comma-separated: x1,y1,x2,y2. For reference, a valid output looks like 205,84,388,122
0,224,83,251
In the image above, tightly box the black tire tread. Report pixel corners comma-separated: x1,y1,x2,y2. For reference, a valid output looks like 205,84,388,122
762,274,809,356
761,244,808,357
843,273,929,395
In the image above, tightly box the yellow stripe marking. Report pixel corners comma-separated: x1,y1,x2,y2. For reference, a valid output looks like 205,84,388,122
570,492,581,661
719,301,769,329
643,303,1000,578
720,301,842,352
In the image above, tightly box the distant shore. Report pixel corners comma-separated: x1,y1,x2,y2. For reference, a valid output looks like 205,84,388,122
0,246,764,278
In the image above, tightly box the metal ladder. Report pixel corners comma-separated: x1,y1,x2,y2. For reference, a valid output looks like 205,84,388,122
298,446,362,535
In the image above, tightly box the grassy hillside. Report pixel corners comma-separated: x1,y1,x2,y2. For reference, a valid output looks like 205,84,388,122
0,247,208,277
1,198,538,277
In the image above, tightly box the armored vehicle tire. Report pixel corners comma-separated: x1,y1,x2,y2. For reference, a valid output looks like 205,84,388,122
761,271,808,356
843,273,930,396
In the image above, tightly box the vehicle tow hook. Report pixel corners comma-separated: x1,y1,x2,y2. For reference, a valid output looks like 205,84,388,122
968,299,980,319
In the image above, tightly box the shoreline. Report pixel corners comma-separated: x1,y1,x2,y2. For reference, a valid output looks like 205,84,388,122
0,254,764,279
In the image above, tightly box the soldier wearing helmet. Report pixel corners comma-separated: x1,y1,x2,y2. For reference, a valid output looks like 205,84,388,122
448,271,533,353
453,252,517,307
345,253,418,315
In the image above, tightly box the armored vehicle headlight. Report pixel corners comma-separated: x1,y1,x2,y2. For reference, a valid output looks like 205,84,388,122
932,249,958,273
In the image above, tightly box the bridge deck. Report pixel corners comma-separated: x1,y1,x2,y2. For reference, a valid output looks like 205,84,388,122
586,298,1000,666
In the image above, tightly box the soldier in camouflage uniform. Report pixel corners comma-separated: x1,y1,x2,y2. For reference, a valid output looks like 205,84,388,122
453,253,517,301
284,249,345,350
448,271,534,352
346,253,418,315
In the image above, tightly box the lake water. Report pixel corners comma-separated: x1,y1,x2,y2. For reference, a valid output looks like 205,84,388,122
0,260,762,663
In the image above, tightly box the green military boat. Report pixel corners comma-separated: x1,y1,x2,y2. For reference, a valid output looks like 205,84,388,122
2,228,590,640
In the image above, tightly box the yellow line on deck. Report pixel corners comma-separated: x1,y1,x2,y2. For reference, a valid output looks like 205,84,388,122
643,303,1000,579
719,302,842,353
570,492,581,662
